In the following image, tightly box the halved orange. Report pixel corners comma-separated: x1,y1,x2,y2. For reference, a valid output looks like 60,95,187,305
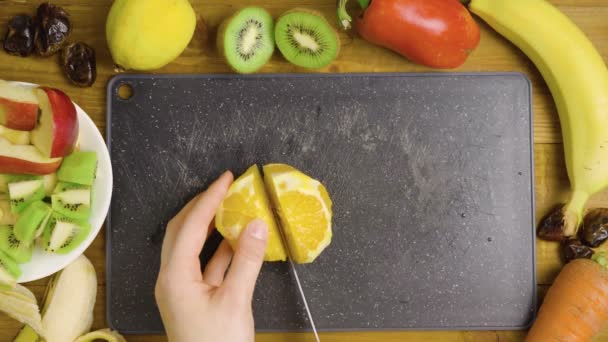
215,164,332,263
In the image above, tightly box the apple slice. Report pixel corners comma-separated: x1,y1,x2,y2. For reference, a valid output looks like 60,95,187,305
31,87,78,158
0,80,39,131
0,125,30,145
0,137,62,175
0,175,7,193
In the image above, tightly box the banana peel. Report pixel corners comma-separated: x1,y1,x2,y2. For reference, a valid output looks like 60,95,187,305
74,329,127,342
12,255,97,342
7,255,125,342
13,326,39,342
0,284,44,337
42,255,97,341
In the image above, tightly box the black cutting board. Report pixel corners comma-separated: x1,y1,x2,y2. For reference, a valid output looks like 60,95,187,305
106,73,536,334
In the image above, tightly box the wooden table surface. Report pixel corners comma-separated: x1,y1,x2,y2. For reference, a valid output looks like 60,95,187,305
1,0,608,341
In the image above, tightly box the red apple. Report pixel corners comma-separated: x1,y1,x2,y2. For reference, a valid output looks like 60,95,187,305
0,137,62,175
0,124,30,144
31,87,79,158
0,80,39,131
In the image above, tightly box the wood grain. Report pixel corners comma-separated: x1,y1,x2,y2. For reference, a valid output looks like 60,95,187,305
1,0,608,340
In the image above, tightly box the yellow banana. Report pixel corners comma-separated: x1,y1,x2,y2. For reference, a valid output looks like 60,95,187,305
469,0,608,238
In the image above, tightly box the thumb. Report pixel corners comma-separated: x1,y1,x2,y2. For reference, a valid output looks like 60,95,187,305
223,219,268,303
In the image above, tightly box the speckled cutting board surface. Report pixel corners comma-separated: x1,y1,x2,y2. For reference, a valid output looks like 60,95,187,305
106,73,536,334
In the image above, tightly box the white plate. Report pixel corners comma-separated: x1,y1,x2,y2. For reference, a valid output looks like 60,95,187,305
11,82,112,283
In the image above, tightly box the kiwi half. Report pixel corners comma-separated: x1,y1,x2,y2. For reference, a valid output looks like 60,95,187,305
218,7,275,74
0,225,34,264
275,9,340,69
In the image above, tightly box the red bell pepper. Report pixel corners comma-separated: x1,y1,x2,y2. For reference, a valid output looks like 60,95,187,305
338,0,480,69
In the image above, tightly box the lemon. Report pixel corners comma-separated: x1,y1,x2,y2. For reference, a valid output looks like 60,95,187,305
106,0,196,71
216,165,287,261
263,164,332,263
216,164,332,264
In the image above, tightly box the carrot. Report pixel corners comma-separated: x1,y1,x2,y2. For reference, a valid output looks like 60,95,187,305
526,258,608,341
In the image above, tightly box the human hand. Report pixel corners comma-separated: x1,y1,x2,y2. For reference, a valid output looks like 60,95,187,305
155,171,269,342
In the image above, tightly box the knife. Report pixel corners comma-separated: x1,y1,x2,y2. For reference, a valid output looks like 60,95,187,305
275,220,321,342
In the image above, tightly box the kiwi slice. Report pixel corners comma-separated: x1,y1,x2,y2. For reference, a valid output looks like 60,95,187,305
218,7,275,74
275,9,340,69
0,225,34,264
0,248,21,288
57,152,97,186
51,182,92,221
42,214,90,254
14,201,52,244
8,178,45,214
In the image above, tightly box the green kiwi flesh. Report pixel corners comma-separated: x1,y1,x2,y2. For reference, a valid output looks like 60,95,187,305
218,7,275,74
43,214,90,254
51,182,92,221
57,152,98,186
8,178,45,214
0,248,21,288
275,9,340,69
14,201,51,244
0,225,34,263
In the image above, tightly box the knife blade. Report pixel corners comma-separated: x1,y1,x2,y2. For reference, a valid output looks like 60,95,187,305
275,219,320,342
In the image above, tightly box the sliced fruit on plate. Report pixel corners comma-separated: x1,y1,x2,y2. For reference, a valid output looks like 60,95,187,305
42,214,90,254
0,248,21,288
0,197,16,225
216,165,287,261
0,137,63,175
8,177,45,214
263,164,332,264
14,201,52,244
0,125,30,145
31,87,79,158
0,80,38,131
52,182,92,221
57,151,97,186
0,174,7,193
42,172,58,196
0,225,34,264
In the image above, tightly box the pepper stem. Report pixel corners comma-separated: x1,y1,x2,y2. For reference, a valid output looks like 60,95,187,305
357,0,371,9
337,0,353,30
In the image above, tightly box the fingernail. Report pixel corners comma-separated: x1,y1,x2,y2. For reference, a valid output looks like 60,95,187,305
247,219,268,241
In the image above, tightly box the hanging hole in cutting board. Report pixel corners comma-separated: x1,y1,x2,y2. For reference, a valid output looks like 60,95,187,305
117,83,134,100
